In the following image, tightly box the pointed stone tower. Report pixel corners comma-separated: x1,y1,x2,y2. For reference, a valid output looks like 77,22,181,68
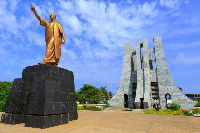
108,37,197,110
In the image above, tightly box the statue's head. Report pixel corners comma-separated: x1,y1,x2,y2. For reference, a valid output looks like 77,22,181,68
50,13,56,20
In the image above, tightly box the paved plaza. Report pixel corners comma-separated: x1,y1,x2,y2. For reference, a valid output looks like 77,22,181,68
0,108,200,133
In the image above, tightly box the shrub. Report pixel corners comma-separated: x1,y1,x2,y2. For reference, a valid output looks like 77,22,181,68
173,110,184,115
145,109,160,114
164,109,173,115
194,102,200,107
181,110,192,116
145,109,184,115
0,101,6,112
192,108,200,114
85,106,102,111
169,103,181,111
77,106,84,110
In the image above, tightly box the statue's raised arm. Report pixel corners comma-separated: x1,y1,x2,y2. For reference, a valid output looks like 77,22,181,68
31,4,41,21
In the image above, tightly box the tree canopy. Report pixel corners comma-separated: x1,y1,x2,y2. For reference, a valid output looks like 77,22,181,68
76,84,113,104
76,84,103,104
100,87,110,104
0,81,13,111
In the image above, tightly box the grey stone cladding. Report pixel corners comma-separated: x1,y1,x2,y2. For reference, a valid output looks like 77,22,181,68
108,37,197,110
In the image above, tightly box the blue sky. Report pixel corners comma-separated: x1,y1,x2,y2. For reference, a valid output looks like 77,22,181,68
0,0,199,94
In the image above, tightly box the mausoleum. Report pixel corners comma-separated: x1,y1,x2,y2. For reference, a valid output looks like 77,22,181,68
108,37,197,110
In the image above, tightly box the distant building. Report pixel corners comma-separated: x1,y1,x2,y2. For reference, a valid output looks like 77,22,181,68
185,94,200,101
167,99,172,104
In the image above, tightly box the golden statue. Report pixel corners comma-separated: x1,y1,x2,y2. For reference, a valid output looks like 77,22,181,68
31,4,65,66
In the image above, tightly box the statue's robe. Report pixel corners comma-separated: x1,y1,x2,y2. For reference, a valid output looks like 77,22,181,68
39,18,64,66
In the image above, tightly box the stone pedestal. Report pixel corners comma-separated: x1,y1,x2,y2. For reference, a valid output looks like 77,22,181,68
1,64,78,128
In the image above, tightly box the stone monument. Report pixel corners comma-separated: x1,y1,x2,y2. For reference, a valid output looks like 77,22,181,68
0,5,78,129
108,37,197,110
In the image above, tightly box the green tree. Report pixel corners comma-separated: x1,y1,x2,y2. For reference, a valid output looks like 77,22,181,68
194,102,200,107
178,87,182,92
99,87,110,104
169,103,181,111
0,81,13,111
75,91,78,100
168,96,172,99
109,91,113,99
76,84,103,104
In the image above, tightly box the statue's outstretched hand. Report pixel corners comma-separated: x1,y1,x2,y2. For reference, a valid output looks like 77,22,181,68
61,40,65,44
31,4,35,12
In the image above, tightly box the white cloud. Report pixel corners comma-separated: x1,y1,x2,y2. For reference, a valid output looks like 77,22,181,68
25,30,45,46
172,52,200,65
0,46,8,61
107,3,119,19
57,0,161,62
19,15,36,30
8,0,20,13
58,0,75,15
0,33,11,40
175,13,200,28
0,0,21,35
171,27,200,35
93,48,118,59
46,2,55,14
0,40,18,64
57,11,83,35
164,41,200,51
61,46,76,60
68,15,83,35
73,38,83,49
75,0,106,19
0,10,18,35
0,0,6,16
5,70,12,76
185,0,190,4
160,0,180,9
75,1,159,51
81,42,95,60
136,2,158,19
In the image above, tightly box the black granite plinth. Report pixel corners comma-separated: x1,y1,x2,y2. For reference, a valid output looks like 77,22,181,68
1,64,78,128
